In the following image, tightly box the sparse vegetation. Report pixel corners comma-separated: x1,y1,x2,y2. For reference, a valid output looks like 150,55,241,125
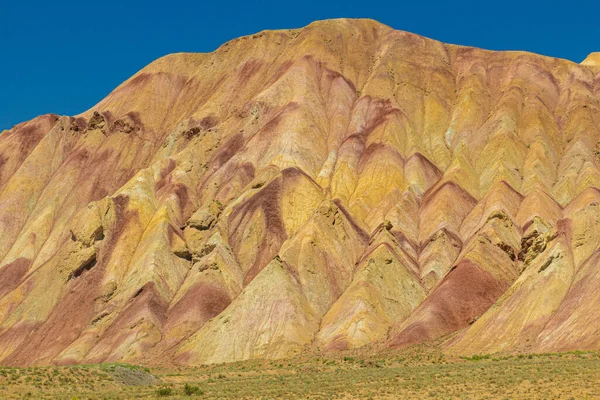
155,386,173,397
0,349,598,398
183,383,203,396
461,353,492,361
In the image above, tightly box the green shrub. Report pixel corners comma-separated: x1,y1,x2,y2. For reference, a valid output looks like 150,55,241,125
155,386,173,397
184,383,203,396
462,354,491,361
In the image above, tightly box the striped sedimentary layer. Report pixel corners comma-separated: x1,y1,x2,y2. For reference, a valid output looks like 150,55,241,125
0,19,599,366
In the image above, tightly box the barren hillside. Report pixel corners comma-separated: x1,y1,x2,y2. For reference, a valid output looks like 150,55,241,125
0,18,599,366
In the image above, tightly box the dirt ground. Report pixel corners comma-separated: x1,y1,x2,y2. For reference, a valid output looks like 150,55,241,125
0,347,598,399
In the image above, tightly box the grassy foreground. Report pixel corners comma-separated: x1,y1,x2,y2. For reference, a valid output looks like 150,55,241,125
0,348,599,399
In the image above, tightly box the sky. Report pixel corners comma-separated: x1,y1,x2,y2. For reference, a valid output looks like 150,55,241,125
1,0,599,131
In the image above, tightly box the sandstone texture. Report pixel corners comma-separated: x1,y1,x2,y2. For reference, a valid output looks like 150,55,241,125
1,19,600,366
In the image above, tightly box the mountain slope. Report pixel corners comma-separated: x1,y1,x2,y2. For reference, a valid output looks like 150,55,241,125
0,18,600,366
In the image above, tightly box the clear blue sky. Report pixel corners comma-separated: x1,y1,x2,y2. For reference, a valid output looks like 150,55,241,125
1,0,599,131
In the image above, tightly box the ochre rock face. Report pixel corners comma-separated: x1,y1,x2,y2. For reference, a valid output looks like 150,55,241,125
1,19,600,366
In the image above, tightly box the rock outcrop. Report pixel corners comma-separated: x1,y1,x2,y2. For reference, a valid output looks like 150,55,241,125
1,19,600,366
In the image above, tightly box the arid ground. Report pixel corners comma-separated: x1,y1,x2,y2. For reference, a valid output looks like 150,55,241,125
0,347,598,399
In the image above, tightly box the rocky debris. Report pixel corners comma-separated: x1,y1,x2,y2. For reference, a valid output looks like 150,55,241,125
172,237,193,261
109,366,156,386
58,241,98,281
88,111,106,132
318,202,342,226
112,118,139,134
187,201,223,231
69,117,87,132
70,202,106,246
69,252,97,280
538,254,559,273
197,242,217,258
496,242,517,261
70,121,80,132
180,116,218,140
196,260,219,272
183,127,201,139
177,250,194,262
519,230,558,266
96,281,118,303
55,201,110,281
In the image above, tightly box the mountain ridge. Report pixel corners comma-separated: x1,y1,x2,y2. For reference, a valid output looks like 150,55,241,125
0,18,599,366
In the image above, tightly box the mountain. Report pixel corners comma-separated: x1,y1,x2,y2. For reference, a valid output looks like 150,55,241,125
0,18,599,366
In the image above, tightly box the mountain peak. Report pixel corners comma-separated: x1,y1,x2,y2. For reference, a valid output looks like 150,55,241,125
582,52,600,66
